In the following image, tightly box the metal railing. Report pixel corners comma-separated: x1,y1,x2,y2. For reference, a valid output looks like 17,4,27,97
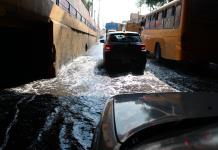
52,0,97,32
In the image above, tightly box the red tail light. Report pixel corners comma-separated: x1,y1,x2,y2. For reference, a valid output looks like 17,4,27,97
140,44,146,51
104,44,111,52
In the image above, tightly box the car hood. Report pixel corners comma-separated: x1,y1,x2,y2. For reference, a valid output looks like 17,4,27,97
113,92,218,142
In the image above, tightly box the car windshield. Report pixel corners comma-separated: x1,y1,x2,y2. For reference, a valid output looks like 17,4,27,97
114,93,218,143
108,34,141,43
123,119,218,150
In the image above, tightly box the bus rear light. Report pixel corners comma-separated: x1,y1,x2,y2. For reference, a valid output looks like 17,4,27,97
104,44,111,52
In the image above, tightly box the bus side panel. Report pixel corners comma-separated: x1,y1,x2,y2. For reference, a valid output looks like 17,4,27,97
142,29,168,58
141,0,184,61
165,1,183,61
161,29,181,60
141,30,156,53
142,29,181,61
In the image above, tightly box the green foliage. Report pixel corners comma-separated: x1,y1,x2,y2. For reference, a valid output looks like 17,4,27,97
137,0,169,9
81,0,87,5
136,0,146,8
81,0,93,11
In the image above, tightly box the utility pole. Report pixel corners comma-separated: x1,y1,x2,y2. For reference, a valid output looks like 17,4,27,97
91,0,94,17
97,0,101,28
97,0,101,38
139,0,142,15
94,10,96,23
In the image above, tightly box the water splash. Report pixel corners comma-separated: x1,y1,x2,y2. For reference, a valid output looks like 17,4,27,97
7,44,179,149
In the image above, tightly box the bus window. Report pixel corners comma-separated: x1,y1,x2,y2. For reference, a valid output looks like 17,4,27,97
145,16,150,29
172,6,176,16
164,7,175,29
150,14,156,29
140,17,146,27
162,10,167,18
175,4,181,28
156,12,163,29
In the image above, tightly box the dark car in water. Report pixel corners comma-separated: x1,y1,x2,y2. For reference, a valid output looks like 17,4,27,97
100,31,147,74
92,92,218,150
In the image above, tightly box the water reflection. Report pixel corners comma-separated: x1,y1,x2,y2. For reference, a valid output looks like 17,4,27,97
0,90,108,150
114,94,182,141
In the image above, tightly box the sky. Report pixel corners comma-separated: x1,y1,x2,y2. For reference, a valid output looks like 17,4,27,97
93,0,150,28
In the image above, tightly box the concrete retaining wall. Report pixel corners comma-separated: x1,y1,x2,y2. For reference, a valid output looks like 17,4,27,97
49,4,97,72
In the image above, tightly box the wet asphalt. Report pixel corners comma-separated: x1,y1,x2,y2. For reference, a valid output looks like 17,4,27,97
0,43,218,150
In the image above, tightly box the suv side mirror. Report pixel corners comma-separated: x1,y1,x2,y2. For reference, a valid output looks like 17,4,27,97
100,39,105,43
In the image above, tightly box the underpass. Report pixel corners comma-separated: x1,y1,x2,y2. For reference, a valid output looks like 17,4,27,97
1,0,218,149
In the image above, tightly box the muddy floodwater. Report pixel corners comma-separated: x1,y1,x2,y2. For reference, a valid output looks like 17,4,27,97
0,43,218,150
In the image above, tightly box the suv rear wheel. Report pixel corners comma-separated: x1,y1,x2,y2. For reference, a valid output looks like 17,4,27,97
132,59,146,75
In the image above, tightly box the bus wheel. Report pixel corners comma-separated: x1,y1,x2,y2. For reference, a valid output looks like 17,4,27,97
155,44,162,61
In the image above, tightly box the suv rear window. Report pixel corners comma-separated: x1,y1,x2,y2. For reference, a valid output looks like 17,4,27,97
108,33,141,43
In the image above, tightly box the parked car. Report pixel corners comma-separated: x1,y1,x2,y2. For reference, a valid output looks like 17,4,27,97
91,92,218,150
100,31,147,74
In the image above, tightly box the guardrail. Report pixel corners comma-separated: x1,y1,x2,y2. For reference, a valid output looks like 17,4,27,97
51,0,97,31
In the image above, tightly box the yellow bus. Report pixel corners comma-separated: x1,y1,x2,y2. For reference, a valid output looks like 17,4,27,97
141,0,218,63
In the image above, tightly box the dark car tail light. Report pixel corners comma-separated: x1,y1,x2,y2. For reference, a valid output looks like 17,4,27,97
140,44,146,51
104,44,112,52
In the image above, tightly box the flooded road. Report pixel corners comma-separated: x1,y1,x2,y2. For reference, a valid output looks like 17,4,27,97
0,43,218,150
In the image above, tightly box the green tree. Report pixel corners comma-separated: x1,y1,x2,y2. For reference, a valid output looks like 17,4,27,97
81,0,93,12
137,0,173,10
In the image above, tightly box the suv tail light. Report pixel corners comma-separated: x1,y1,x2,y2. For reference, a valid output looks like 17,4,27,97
140,44,146,51
104,44,112,52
